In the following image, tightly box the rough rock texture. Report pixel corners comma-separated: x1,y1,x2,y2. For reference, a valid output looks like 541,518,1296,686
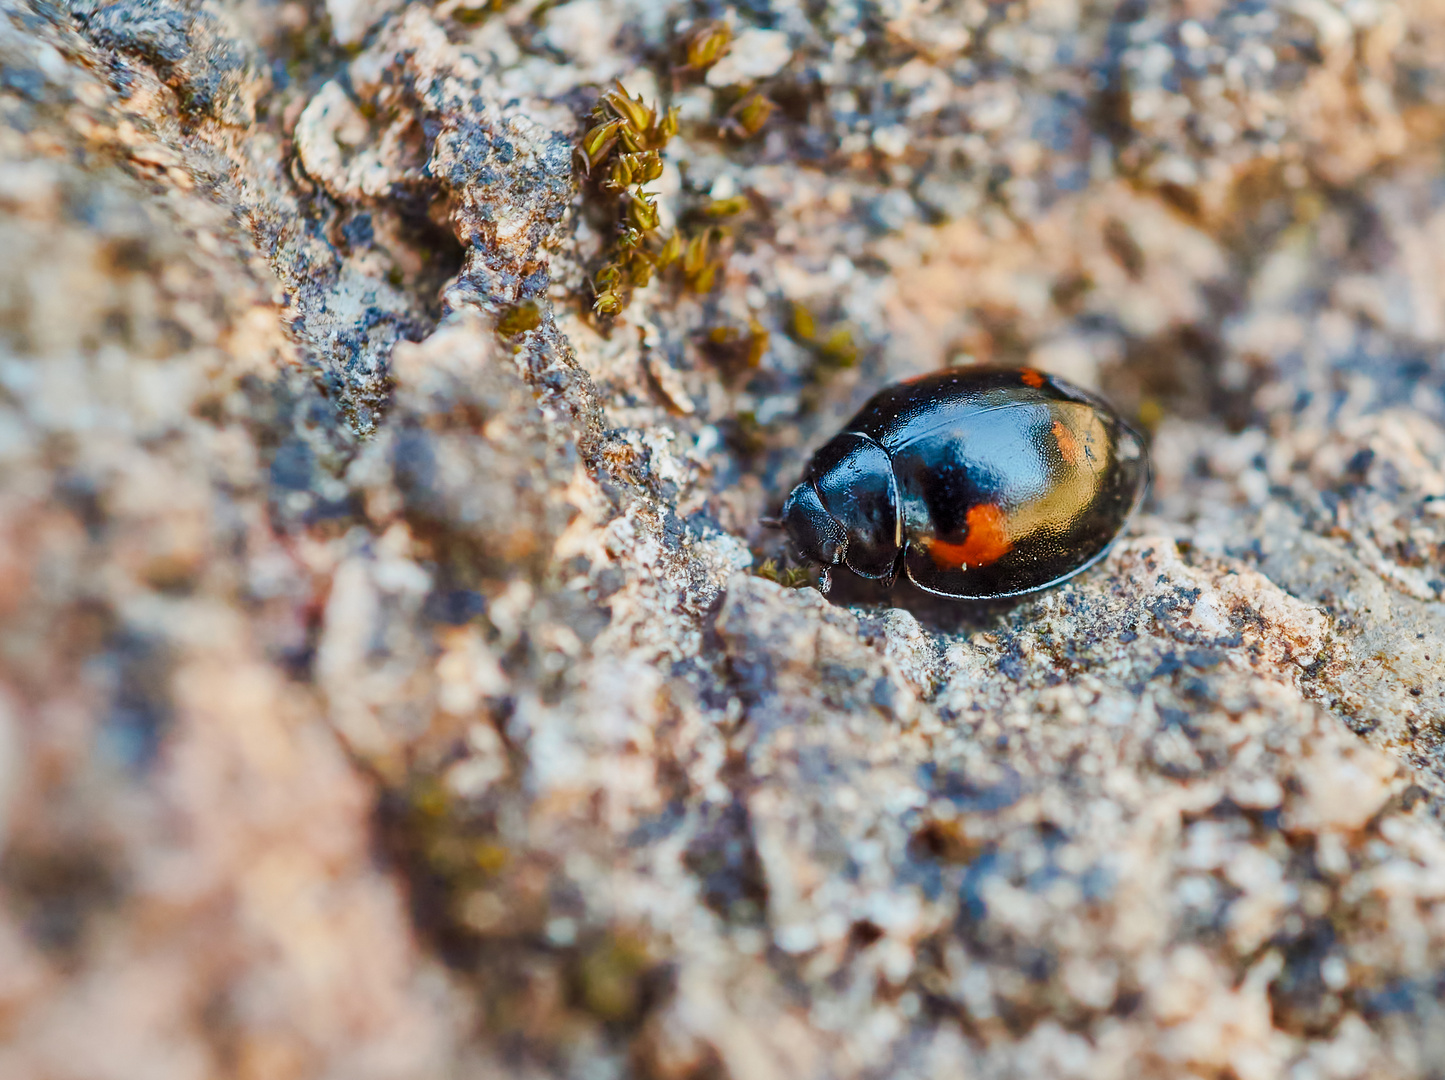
3,0,1445,1078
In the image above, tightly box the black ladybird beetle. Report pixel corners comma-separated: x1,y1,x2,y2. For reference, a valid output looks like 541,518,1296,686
779,366,1148,598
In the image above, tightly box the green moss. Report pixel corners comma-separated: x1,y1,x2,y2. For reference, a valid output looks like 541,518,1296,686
787,302,860,370
495,299,543,336
755,559,811,588
703,194,751,218
725,92,775,139
683,21,731,73
700,318,769,373
816,325,859,368
574,931,653,1023
579,83,683,317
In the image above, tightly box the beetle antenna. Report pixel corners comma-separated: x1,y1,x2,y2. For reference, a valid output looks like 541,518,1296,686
758,516,782,529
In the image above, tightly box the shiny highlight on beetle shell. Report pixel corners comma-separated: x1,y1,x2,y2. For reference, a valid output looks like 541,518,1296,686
779,366,1149,599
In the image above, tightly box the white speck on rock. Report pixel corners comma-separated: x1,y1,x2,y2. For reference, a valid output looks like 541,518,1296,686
705,29,793,86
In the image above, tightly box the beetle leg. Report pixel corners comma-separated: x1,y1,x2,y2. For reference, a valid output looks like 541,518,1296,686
818,567,832,595
885,550,904,589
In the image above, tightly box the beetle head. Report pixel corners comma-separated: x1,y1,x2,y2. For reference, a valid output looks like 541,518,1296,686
780,481,847,569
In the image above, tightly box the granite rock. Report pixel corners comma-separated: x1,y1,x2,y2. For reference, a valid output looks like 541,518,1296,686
3,0,1445,1077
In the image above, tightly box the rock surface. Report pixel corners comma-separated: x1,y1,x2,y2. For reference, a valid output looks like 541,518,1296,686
2,0,1445,1077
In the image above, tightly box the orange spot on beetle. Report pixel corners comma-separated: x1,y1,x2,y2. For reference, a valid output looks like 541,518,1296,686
926,504,1013,570
1019,369,1045,388
1052,419,1081,466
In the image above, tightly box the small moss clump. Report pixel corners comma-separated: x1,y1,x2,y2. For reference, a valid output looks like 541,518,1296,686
680,227,728,294
682,21,731,73
578,83,684,317
578,68,737,318
450,2,503,26
676,23,773,140
755,559,812,588
574,930,654,1023
701,318,769,373
703,194,751,218
722,91,775,139
394,779,512,893
495,299,542,337
788,302,860,369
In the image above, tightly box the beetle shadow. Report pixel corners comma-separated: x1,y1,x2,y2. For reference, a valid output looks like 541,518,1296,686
824,568,1022,635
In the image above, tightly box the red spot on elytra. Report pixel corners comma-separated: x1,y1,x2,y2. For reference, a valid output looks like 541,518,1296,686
926,504,1013,570
1019,369,1045,388
1052,419,1081,465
